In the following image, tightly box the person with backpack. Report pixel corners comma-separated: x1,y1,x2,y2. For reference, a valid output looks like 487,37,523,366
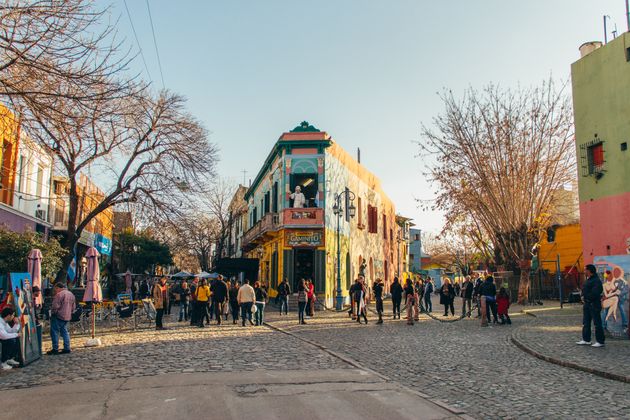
390,277,403,319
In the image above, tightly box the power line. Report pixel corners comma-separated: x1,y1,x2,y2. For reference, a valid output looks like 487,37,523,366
145,0,165,89
122,0,153,83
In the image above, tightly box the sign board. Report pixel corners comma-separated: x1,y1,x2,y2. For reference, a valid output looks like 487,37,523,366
285,230,324,247
594,255,630,340
9,273,42,365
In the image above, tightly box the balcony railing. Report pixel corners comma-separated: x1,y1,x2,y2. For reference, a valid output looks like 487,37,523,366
282,207,324,227
242,213,280,248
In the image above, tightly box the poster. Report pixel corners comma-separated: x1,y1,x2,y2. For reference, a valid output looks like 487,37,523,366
593,255,630,339
9,272,42,365
285,230,324,247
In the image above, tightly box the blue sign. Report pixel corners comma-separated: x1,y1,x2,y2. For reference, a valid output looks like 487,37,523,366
94,234,112,256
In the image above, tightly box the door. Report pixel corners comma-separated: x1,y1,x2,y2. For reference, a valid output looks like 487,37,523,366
294,248,314,291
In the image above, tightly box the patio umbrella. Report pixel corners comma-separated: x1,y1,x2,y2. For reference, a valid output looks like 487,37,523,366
83,247,102,347
27,249,43,306
124,270,132,294
197,271,211,278
171,271,192,278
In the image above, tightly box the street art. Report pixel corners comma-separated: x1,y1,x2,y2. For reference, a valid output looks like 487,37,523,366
594,255,630,339
9,273,42,365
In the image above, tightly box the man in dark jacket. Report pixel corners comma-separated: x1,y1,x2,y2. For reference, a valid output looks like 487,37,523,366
577,264,605,347
211,275,228,325
461,276,474,317
423,277,434,313
373,279,384,324
277,278,291,315
480,276,498,324
390,277,403,319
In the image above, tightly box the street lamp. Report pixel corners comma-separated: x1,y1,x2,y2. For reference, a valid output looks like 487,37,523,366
333,187,356,310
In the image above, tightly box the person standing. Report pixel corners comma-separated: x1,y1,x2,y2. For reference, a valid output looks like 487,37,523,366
0,307,21,369
423,277,434,313
577,264,605,347
497,287,512,325
390,277,403,319
253,281,268,326
229,281,240,324
473,274,484,318
139,277,151,299
297,279,308,325
152,277,170,330
189,278,199,326
373,278,384,324
306,279,315,318
353,277,368,324
237,279,256,326
440,277,455,317
211,276,228,325
178,281,191,322
195,279,211,327
480,275,498,324
277,278,291,315
48,282,76,354
404,278,417,325
461,276,474,318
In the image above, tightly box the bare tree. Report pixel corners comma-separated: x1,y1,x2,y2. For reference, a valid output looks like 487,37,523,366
418,80,575,303
204,179,239,263
161,214,220,272
23,88,218,281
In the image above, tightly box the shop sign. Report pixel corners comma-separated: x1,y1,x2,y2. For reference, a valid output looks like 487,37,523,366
285,230,324,247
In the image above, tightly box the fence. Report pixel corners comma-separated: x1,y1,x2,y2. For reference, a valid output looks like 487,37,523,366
494,269,585,304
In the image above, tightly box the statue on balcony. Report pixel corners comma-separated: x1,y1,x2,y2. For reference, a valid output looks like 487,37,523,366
290,186,306,208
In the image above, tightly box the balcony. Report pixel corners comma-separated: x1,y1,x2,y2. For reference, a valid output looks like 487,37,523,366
242,213,280,250
282,207,324,228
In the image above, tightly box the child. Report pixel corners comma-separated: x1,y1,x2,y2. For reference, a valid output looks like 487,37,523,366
497,287,511,325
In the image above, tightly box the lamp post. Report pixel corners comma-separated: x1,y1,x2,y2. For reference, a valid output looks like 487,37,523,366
333,187,356,310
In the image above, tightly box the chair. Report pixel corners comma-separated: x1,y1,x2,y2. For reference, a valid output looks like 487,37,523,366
136,299,156,328
114,294,136,331
68,305,88,336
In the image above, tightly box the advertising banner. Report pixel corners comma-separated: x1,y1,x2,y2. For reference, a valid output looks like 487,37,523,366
285,230,324,247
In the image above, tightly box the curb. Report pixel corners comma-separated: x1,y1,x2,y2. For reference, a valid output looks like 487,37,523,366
510,329,630,384
264,320,470,418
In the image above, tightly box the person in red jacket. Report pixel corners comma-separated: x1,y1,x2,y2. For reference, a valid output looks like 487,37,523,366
497,287,511,325
306,279,315,317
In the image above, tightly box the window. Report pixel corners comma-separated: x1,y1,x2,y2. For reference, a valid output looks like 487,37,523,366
264,191,270,214
414,234,420,242
36,165,44,199
580,137,605,177
409,254,415,262
382,214,387,239
357,197,363,227
272,182,278,213
367,205,378,234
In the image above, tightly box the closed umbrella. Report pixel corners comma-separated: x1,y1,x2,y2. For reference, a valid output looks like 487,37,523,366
124,270,132,294
27,249,43,306
83,247,102,347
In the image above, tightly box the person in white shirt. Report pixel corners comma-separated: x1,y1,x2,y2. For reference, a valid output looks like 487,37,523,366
0,307,21,370
237,279,256,326
290,186,306,208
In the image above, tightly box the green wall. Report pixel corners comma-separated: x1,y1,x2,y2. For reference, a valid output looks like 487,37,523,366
571,33,630,202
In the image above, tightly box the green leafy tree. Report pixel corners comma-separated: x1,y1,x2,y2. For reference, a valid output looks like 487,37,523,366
0,228,66,279
114,232,173,274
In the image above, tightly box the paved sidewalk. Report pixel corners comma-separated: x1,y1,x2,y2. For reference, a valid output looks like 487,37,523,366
511,306,630,382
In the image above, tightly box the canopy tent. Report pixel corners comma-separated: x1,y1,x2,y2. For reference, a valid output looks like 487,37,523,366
196,272,219,279
170,271,193,278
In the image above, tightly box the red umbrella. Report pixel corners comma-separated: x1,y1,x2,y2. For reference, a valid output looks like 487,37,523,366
27,249,43,306
82,247,102,302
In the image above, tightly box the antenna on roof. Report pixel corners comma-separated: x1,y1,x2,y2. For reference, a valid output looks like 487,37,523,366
357,148,361,164
604,15,611,44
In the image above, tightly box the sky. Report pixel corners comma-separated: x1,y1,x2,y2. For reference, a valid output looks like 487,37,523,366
105,0,628,234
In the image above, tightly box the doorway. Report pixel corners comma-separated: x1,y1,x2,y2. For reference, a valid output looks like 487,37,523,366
294,248,314,290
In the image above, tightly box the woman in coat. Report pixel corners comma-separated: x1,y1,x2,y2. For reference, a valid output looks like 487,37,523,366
440,277,455,317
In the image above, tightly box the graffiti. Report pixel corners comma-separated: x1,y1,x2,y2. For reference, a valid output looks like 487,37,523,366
594,255,630,339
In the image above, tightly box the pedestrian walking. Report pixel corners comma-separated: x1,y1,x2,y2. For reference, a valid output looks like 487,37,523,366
423,277,434,313
497,287,511,325
473,274,484,318
178,281,191,322
480,275,498,324
195,278,211,328
0,307,20,370
353,277,368,324
415,278,424,317
229,281,240,324
390,277,403,319
277,278,291,315
461,276,474,317
47,282,76,354
373,278,384,324
404,278,417,325
237,279,256,326
297,279,308,325
254,281,268,326
189,278,199,326
348,278,359,319
440,277,455,317
577,264,605,347
211,275,228,325
152,277,170,330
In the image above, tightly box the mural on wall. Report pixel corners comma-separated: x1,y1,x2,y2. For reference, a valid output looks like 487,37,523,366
594,255,630,339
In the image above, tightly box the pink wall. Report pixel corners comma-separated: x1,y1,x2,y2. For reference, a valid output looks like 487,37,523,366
580,191,630,264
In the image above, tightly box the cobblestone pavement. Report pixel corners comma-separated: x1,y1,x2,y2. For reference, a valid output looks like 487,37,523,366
266,298,630,420
0,314,351,390
512,306,630,380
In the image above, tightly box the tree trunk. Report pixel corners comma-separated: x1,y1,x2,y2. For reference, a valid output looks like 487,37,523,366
55,177,81,283
517,259,532,304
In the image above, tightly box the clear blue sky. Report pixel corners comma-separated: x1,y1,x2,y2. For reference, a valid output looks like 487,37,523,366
107,0,628,233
